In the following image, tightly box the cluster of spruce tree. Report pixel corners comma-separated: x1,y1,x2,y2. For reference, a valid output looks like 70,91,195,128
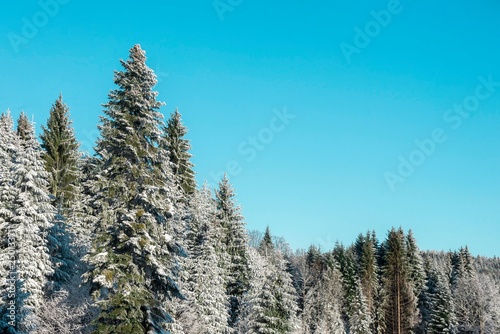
0,44,499,334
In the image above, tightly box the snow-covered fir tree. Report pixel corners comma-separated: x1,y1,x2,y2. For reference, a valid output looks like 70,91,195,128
215,175,251,327
179,185,230,334
162,109,196,196
301,255,345,334
0,113,55,333
406,230,426,300
381,228,419,334
40,95,81,210
83,44,183,333
425,267,457,334
354,231,380,333
0,110,17,235
0,111,20,331
240,228,298,334
313,268,345,334
38,96,82,294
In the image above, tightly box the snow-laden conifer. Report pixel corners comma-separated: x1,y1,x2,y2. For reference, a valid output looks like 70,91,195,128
0,113,55,333
215,175,251,326
179,185,230,333
83,44,183,333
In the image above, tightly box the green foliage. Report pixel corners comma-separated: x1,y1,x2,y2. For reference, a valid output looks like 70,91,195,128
84,44,181,333
40,95,81,209
162,109,196,195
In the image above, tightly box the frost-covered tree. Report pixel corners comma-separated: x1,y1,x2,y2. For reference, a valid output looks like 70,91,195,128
332,242,371,333
302,259,345,334
83,44,183,333
451,246,474,285
348,282,372,334
162,109,196,196
0,111,20,331
0,110,17,233
0,113,55,333
242,241,299,334
40,95,81,209
179,186,230,334
425,267,457,334
453,273,500,334
406,230,426,299
215,175,251,327
381,228,419,334
259,226,274,257
354,231,380,333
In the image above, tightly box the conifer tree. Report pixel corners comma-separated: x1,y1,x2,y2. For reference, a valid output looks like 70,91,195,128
215,175,250,327
301,250,345,334
243,231,298,333
451,246,474,285
381,228,419,334
426,268,457,334
40,95,81,209
39,96,81,292
354,231,380,333
406,230,426,298
348,282,372,334
162,109,196,195
259,226,274,257
179,186,230,334
0,113,55,332
0,111,19,331
83,44,183,333
0,111,17,231
16,112,31,141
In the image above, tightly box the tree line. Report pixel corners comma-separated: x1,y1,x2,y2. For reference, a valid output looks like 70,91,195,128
0,44,499,334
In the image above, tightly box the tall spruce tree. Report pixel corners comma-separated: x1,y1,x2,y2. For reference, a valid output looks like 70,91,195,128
0,113,55,333
0,111,19,331
0,111,17,231
243,231,299,333
300,248,345,333
39,96,81,292
215,175,250,327
381,228,419,334
259,226,274,257
83,44,183,333
40,95,81,209
179,186,230,334
354,231,380,333
162,109,196,196
406,230,426,298
426,268,457,334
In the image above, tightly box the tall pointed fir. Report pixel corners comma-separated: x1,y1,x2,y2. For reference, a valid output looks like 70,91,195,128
425,267,457,334
0,111,17,233
0,111,20,330
40,95,81,210
241,229,298,333
301,252,345,334
381,228,419,334
0,113,55,333
354,231,380,333
215,175,251,327
162,109,196,196
333,242,372,334
406,230,426,299
83,45,183,333
179,185,230,334
39,96,81,291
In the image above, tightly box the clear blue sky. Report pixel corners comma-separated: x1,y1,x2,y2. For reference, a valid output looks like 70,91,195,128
1,1,500,256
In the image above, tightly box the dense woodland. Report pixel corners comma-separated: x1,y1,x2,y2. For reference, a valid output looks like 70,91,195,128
0,45,499,334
